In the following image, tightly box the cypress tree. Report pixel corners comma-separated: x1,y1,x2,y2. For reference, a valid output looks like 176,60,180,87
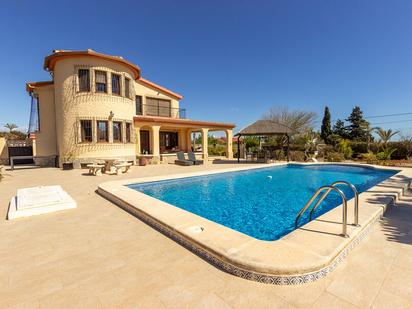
320,106,332,144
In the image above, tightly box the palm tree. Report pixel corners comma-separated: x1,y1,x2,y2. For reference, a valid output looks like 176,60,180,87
375,127,399,149
4,123,18,133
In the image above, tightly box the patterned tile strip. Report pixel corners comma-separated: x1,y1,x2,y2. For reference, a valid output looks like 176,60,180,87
99,189,387,285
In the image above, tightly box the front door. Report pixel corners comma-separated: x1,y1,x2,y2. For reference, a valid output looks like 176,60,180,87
140,130,150,154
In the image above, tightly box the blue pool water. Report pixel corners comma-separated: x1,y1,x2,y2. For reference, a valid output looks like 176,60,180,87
128,164,398,241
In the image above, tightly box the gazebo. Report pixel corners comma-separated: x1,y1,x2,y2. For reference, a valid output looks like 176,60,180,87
235,120,295,162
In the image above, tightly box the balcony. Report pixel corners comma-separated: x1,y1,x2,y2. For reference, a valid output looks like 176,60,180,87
136,103,186,119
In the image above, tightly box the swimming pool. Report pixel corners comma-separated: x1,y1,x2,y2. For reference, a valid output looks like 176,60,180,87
128,164,397,241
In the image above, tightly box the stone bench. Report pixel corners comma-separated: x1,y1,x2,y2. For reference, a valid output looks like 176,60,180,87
87,164,105,176
113,162,132,175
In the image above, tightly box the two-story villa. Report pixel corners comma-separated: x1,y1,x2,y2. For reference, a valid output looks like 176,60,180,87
26,49,235,167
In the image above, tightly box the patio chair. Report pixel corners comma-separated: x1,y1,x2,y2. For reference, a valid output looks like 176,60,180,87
188,151,204,165
175,151,193,166
257,151,270,163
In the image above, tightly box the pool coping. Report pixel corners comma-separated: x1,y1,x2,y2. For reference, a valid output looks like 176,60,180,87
97,162,412,284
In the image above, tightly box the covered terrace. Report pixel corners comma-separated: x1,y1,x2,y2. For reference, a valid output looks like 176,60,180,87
134,115,235,163
235,119,295,163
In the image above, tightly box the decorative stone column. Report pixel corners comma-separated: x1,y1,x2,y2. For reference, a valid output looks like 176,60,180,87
151,125,161,162
201,128,209,161
134,126,141,156
226,129,233,159
186,129,193,152
28,133,37,156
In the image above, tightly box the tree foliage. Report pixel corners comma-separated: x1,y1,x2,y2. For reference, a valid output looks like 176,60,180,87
345,106,371,141
332,119,348,139
4,123,18,133
263,107,317,133
375,127,399,149
320,106,332,144
399,134,412,160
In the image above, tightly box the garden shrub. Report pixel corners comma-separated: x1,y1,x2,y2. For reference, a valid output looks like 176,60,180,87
360,151,377,164
376,148,396,161
289,151,305,162
325,151,345,162
274,149,286,160
338,139,353,159
349,141,411,160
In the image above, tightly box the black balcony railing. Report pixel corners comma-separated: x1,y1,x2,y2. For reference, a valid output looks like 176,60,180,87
136,103,186,119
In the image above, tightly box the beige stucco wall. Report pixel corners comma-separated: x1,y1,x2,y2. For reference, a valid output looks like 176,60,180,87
35,85,57,156
0,137,8,161
50,56,180,165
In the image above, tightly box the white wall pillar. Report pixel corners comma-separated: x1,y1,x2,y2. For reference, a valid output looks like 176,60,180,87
151,125,161,160
201,128,209,161
135,126,141,155
226,129,233,159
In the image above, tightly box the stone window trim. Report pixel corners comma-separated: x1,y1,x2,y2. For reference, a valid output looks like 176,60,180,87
112,121,123,144
125,122,133,143
74,65,134,100
75,65,92,93
76,117,134,145
110,73,122,97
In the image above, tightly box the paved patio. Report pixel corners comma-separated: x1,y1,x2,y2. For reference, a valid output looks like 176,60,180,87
1,162,412,308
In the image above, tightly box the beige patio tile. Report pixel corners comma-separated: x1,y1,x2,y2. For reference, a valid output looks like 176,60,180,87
309,292,359,309
0,276,63,308
381,265,412,302
9,300,40,309
0,164,411,308
188,293,232,309
393,246,412,269
371,290,412,309
38,284,102,309
326,261,388,308
270,277,332,308
98,286,166,309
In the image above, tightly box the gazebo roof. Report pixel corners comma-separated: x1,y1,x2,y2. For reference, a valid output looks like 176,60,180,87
235,120,295,136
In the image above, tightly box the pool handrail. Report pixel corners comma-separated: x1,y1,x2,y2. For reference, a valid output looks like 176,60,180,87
309,181,360,227
295,185,349,237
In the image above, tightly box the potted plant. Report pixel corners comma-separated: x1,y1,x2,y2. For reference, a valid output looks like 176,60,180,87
61,152,75,170
139,156,147,166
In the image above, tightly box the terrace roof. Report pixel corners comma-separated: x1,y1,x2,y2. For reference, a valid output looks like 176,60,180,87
235,120,295,136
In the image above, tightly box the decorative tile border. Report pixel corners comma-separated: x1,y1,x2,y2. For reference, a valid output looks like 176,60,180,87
98,188,389,285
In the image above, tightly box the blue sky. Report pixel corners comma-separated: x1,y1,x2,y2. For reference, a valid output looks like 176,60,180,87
1,0,412,135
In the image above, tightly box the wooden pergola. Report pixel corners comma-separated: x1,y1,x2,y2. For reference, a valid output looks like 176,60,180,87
235,120,295,162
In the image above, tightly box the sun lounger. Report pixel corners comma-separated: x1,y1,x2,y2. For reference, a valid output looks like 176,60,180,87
114,162,133,175
175,151,193,166
87,163,105,176
188,151,203,165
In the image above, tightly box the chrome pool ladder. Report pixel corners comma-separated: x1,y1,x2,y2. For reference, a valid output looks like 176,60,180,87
294,181,360,238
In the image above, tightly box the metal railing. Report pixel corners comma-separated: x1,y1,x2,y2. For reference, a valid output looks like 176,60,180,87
294,180,361,237
136,104,187,119
309,181,360,227
295,185,349,237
